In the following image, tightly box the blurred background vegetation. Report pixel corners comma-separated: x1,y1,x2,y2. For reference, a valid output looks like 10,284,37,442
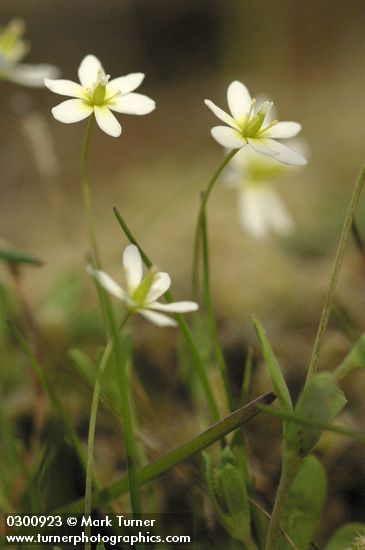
1,1,365,547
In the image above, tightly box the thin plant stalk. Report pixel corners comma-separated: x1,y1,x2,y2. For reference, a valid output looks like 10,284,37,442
265,163,365,550
201,205,235,412
192,149,238,297
240,347,254,405
264,455,301,550
84,313,130,550
306,164,365,382
80,116,101,268
113,206,221,422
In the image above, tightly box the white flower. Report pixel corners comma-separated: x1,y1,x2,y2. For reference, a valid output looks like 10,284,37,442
205,80,307,166
224,146,302,238
88,244,198,327
0,19,59,87
44,54,155,137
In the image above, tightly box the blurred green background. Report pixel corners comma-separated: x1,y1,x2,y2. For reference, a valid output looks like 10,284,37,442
1,1,365,545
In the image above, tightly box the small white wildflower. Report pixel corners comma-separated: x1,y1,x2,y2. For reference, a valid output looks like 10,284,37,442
205,80,307,166
224,146,299,238
45,54,155,137
88,244,198,327
0,19,59,87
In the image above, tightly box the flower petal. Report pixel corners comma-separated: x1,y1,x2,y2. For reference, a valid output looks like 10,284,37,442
109,93,156,115
78,54,102,88
44,78,85,98
263,188,294,235
107,73,145,96
9,63,59,87
94,106,122,137
227,81,252,120
148,301,199,313
238,186,269,238
211,126,247,149
51,99,93,123
139,309,177,327
247,138,279,158
146,272,171,303
239,186,294,238
86,266,126,300
204,99,240,129
123,244,143,294
253,138,307,166
263,121,302,139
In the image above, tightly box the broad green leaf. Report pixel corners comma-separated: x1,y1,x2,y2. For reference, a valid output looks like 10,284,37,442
253,317,292,413
285,373,347,457
0,247,43,266
324,523,365,550
96,543,106,550
333,334,365,382
281,455,327,550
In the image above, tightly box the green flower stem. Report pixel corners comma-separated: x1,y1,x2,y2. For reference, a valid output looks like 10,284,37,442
80,116,101,268
192,149,238,297
84,313,130,550
264,453,301,550
59,392,276,514
201,206,235,412
306,164,365,382
111,317,141,518
113,206,221,422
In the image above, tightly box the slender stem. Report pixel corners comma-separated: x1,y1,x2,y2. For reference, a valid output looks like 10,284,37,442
192,149,238,297
113,206,221,422
113,321,141,517
264,454,301,550
240,347,254,405
249,498,298,550
201,206,235,412
84,313,130,549
80,116,101,268
306,164,365,382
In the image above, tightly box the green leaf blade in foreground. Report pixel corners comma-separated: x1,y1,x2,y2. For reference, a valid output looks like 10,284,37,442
333,333,365,382
253,317,293,413
324,522,365,550
281,455,327,550
0,247,43,266
286,373,347,457
58,391,275,513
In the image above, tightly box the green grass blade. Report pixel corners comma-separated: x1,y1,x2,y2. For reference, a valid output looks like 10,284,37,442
58,391,275,513
253,317,293,413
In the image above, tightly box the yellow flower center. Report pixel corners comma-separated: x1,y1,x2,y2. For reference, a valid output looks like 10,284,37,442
239,100,277,139
90,68,110,105
130,272,155,308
